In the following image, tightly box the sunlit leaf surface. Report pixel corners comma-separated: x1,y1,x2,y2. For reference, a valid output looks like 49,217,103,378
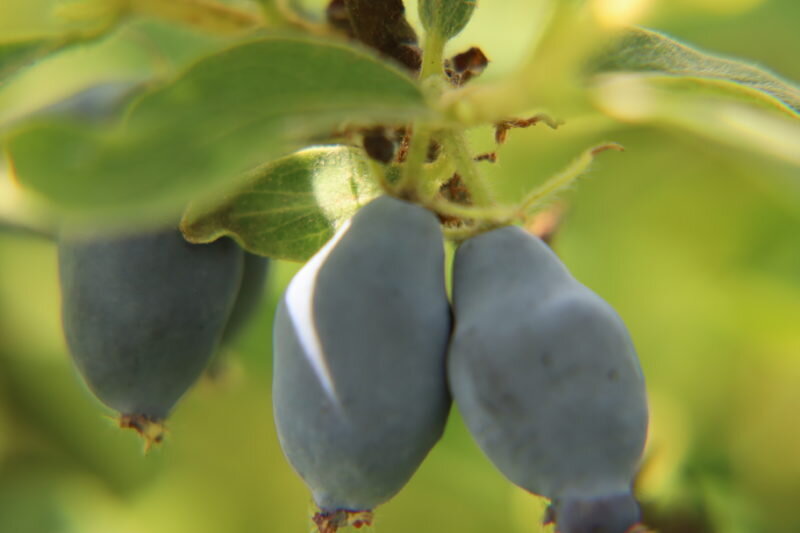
592,27,800,116
181,146,380,262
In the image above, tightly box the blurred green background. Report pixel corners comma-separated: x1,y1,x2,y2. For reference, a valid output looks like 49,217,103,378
1,1,799,532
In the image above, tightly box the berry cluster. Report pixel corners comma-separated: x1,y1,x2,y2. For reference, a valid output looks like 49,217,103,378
58,196,648,533
273,196,649,533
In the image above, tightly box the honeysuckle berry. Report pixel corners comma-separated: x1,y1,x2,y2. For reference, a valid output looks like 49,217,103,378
448,225,648,533
272,196,451,519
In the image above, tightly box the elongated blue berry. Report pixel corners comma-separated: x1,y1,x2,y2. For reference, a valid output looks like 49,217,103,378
59,228,243,444
448,226,648,533
221,252,269,345
273,196,451,516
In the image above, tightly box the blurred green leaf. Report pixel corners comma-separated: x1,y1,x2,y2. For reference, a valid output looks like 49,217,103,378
0,0,128,84
591,73,800,166
22,79,147,124
0,39,61,81
0,33,116,84
591,27,800,117
181,145,380,262
5,35,429,226
128,0,263,35
450,1,609,124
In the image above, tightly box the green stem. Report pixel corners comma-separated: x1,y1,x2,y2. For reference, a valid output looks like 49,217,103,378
517,142,623,216
427,198,510,222
397,30,446,197
420,30,446,81
439,129,494,207
366,157,392,195
417,153,455,202
398,125,432,197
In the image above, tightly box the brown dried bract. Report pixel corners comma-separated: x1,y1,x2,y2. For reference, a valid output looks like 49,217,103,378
542,503,556,525
326,0,353,35
591,142,625,156
494,114,562,145
396,127,412,163
626,524,655,533
445,46,489,87
474,152,497,163
333,0,421,73
118,413,166,453
362,127,397,164
440,173,471,205
437,173,472,227
426,139,441,163
525,202,567,246
312,509,374,533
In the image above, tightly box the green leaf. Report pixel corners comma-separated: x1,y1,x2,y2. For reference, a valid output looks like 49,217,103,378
419,0,476,41
448,1,611,124
592,27,800,117
0,35,109,84
17,80,147,125
180,145,380,262
0,38,60,81
591,74,800,167
0,162,56,239
5,35,429,225
0,0,127,84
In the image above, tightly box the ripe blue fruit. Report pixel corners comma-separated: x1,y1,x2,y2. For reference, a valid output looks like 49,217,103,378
272,196,451,517
552,493,642,533
447,226,648,533
58,228,243,443
206,252,270,379
221,252,270,345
